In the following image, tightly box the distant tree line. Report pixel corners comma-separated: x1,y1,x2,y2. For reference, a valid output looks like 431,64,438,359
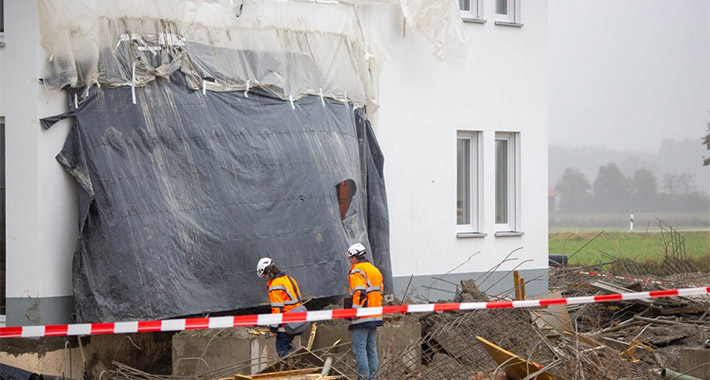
553,163,710,213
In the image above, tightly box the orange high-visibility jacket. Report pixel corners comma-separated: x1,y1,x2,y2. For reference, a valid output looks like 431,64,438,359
266,273,303,333
348,261,384,329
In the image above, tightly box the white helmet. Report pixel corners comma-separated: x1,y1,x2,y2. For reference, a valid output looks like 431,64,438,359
256,257,274,278
347,243,367,257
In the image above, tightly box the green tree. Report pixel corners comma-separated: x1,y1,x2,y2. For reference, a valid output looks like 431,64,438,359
555,167,592,212
593,163,630,212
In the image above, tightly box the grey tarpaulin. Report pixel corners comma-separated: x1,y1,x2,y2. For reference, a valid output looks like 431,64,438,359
45,72,391,323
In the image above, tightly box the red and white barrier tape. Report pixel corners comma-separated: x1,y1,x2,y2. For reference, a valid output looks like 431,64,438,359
2,286,708,339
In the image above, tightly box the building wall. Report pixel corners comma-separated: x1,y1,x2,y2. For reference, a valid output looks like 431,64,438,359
376,0,549,299
1,0,77,326
0,0,549,325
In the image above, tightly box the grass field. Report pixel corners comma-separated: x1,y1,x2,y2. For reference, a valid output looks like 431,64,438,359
549,230,710,269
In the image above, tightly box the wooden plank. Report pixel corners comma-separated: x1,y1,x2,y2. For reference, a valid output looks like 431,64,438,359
306,323,317,350
256,347,348,378
476,336,555,380
236,375,342,380
237,367,321,379
513,271,522,301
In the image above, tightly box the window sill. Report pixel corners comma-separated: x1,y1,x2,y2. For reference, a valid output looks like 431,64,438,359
462,18,486,24
495,231,525,237
457,232,487,239
494,21,524,28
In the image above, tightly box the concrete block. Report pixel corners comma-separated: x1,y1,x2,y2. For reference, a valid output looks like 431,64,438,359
172,328,290,376
0,332,173,380
378,319,422,373
0,343,84,379
307,318,421,372
679,348,710,379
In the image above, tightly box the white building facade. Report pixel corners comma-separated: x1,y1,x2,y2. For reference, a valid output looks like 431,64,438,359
376,0,549,301
0,0,548,326
1,0,79,326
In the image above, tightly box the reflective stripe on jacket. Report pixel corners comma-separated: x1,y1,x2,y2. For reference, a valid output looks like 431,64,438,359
266,273,303,333
348,261,384,330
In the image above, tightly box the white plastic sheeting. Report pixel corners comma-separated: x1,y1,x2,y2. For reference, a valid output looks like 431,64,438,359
38,0,466,108
34,0,465,322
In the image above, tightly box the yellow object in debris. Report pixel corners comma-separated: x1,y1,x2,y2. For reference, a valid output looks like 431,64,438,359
476,336,555,380
248,327,270,335
621,339,654,363
306,323,317,350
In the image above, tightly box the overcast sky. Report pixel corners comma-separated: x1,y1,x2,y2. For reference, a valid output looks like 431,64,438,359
548,0,710,152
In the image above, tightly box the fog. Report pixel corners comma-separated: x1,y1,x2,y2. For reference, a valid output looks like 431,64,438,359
548,0,710,227
549,0,710,153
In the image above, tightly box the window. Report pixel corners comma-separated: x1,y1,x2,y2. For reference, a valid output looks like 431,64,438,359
458,0,483,21
495,132,519,232
495,0,521,24
457,132,480,233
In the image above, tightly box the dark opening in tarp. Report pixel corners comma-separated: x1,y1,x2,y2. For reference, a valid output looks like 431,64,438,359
44,72,391,323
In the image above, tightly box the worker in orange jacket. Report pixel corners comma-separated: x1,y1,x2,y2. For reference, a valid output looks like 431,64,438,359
346,243,383,380
256,257,305,357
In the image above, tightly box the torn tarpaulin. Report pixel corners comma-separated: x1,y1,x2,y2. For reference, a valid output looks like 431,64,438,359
47,72,391,323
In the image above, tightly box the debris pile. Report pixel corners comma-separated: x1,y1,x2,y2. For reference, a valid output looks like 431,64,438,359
102,227,710,379
375,265,710,379
377,226,710,379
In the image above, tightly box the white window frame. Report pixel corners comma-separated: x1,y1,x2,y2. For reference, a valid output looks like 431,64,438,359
458,0,484,22
494,0,521,24
494,132,520,232
456,131,482,234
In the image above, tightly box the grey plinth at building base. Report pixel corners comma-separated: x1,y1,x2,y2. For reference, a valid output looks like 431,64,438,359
392,267,549,303
5,295,75,326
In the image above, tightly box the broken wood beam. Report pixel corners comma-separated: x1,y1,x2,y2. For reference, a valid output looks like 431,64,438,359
513,271,526,300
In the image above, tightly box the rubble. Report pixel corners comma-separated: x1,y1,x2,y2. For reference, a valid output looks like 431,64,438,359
101,227,710,380
103,266,710,380
377,227,710,379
